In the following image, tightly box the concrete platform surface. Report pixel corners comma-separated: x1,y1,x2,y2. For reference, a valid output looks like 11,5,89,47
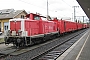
57,28,90,60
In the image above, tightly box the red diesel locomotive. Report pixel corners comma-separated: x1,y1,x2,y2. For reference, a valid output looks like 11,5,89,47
4,13,88,47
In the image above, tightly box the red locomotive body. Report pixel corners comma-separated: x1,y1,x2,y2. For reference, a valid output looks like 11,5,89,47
4,13,58,47
10,21,21,33
25,20,40,36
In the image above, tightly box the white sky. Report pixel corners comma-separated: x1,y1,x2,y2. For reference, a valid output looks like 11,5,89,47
0,0,89,22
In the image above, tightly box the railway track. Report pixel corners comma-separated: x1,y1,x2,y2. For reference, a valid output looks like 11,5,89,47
32,29,87,60
37,32,85,60
0,53,6,58
0,29,88,60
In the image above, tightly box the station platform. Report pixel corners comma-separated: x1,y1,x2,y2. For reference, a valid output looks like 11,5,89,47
57,28,90,60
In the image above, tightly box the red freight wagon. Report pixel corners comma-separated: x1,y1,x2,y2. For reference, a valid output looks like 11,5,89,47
58,20,66,34
87,24,90,28
83,24,89,28
51,19,77,34
61,20,77,32
50,18,63,34
83,24,86,28
70,22,77,31
64,21,72,32
77,23,83,30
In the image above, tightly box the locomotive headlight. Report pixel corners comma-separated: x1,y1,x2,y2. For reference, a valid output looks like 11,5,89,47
18,30,22,36
16,33,18,36
18,30,22,33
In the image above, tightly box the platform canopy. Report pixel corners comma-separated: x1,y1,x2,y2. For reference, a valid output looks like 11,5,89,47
77,0,90,19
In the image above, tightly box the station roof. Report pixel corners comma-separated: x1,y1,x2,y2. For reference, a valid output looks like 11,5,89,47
77,0,90,18
0,9,27,19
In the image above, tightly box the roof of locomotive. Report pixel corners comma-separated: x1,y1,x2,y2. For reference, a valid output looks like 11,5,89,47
9,18,54,23
26,13,46,18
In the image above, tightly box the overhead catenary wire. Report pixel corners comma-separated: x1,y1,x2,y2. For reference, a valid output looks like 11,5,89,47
18,0,84,19
18,0,67,17
61,0,85,16
18,0,46,9
62,0,72,8
18,0,57,12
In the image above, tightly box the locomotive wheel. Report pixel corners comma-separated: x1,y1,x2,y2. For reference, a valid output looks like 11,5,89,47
43,37,45,41
20,42,25,47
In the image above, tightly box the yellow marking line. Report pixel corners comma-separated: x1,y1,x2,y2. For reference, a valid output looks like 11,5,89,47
75,31,90,60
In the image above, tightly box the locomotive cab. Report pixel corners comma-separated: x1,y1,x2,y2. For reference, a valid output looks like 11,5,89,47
25,13,43,20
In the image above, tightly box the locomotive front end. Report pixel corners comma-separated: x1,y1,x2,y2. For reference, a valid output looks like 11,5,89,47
4,19,27,47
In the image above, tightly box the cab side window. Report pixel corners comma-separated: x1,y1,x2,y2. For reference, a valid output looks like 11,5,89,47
34,16,40,20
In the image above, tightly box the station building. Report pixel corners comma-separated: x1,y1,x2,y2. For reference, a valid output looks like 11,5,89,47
0,9,27,32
